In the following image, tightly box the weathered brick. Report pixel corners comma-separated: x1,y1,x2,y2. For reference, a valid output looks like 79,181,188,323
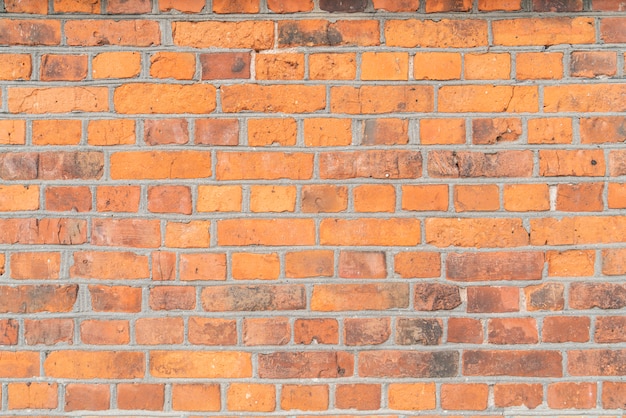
89,285,142,312
44,351,144,379
447,251,544,281
150,351,252,378
345,317,390,346
201,285,306,311
331,85,433,114
320,150,421,179
414,283,461,311
278,20,379,47
543,316,590,343
494,383,543,409
9,87,108,113
385,19,488,48
426,218,529,248
464,350,563,377
488,318,538,344
259,351,353,378
493,17,595,46
359,350,458,377
0,285,77,313
65,20,160,46
0,20,60,45
428,150,533,178
396,318,443,345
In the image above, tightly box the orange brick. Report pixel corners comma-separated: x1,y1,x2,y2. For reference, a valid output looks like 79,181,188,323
388,383,436,410
197,185,242,212
148,185,192,214
354,185,395,213
172,384,220,412
9,87,108,114
278,19,379,47
394,252,441,278
285,250,334,278
111,151,212,179
256,53,305,80
188,317,237,345
150,286,195,311
54,0,101,13
539,150,605,177
544,84,626,112
472,118,522,145
173,21,273,49
248,118,297,146
107,0,151,13
243,317,290,345
0,352,39,377
65,384,110,412
311,283,409,311
580,116,626,144
302,185,348,213
10,251,61,280
250,185,296,212
454,184,499,212
227,383,275,412
0,120,24,145
160,0,206,12
80,319,130,345
65,19,159,46
547,250,595,277
165,220,211,248
150,52,195,80
494,383,543,409
0,185,39,211
320,150,422,179
93,52,141,79
114,83,215,114
609,183,626,208
281,385,328,411
96,186,140,212
402,185,448,211
213,0,259,12
44,350,144,379
528,117,572,144
441,384,488,410
180,253,227,281
547,382,596,409
309,53,356,80
603,248,626,275
87,119,135,146
232,252,280,280
426,0,471,11
331,85,433,114
385,19,488,48
150,351,251,378
89,285,142,312
426,218,529,248
0,284,76,314
530,216,626,246
8,383,57,410
268,0,313,12
439,85,538,113
503,184,550,212
414,52,461,80
32,119,81,145
479,0,522,10
294,318,338,344
304,118,352,147
320,218,420,246
493,17,595,46
0,54,32,80
336,384,381,410
420,118,465,145
465,53,511,79
41,54,87,81
516,52,563,80
217,152,313,180
361,52,409,81
6,0,48,13
602,381,626,409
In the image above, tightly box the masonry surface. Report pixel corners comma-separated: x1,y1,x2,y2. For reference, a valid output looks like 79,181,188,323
0,0,625,416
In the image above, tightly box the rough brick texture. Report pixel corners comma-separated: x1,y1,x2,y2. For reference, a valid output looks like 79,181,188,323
0,0,624,415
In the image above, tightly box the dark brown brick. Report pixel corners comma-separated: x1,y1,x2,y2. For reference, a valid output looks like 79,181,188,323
395,318,443,345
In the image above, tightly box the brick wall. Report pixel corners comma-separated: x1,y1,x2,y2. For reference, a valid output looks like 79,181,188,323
0,0,625,415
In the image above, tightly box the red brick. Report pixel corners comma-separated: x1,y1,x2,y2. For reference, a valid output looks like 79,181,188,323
281,385,328,411
278,19,379,47
188,317,237,345
259,351,353,378
45,186,91,212
80,319,130,345
311,283,409,311
321,150,421,180
362,119,409,145
494,383,542,409
294,318,338,345
195,119,239,146
0,284,77,313
525,282,565,311
149,286,195,311
345,317,390,346
144,119,188,145
543,316,590,343
569,349,626,375
0,20,60,45
601,17,626,43
548,382,596,409
454,184,499,212
136,317,184,345
428,150,533,178
117,383,164,410
148,185,191,214
488,318,538,344
10,251,60,280
448,317,483,344
0,218,86,245
603,381,626,408
441,384,488,410
339,251,386,279
595,316,626,343
0,319,18,345
201,285,306,312
24,318,72,346
463,350,563,377
65,384,110,412
301,185,348,213
447,251,544,282
92,219,160,248
41,54,87,81
244,317,290,346
611,150,626,176
571,51,617,78
217,151,312,180
107,0,151,13
359,350,458,378
479,0,522,10
467,286,519,313
336,384,381,410
201,52,250,80
414,283,461,311
89,285,142,312
396,318,442,345
581,116,626,144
